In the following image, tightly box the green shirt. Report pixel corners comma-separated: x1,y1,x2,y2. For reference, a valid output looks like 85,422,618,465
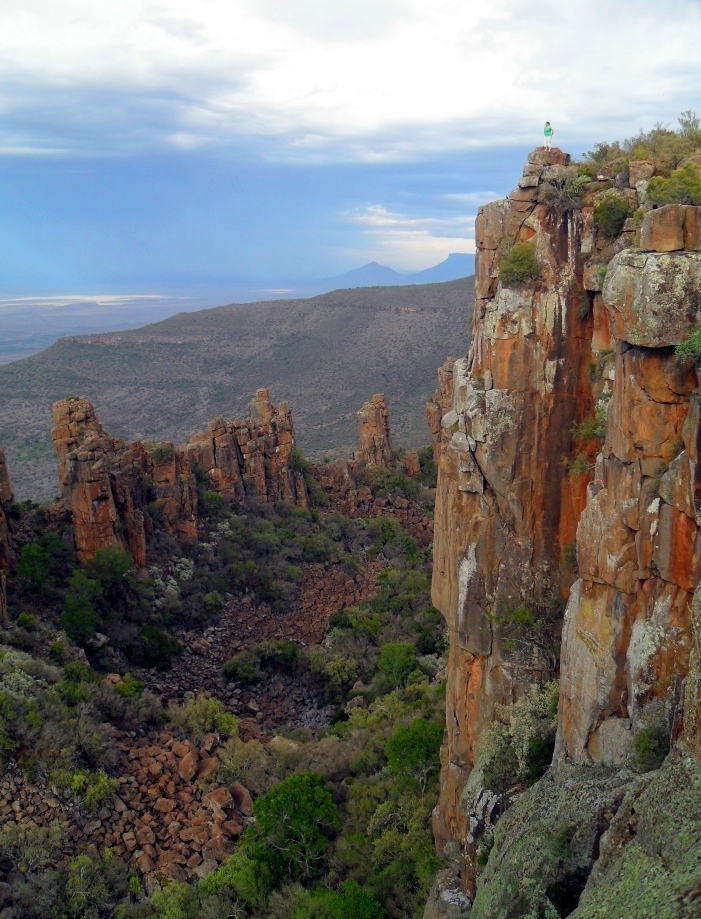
544,125,554,137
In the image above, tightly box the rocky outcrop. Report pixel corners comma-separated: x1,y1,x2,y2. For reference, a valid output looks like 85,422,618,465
428,145,701,913
427,148,598,882
52,397,196,565
181,389,308,507
52,391,308,565
355,394,394,468
0,449,13,628
556,207,701,768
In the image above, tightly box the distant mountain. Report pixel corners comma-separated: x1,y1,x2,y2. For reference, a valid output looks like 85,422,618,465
0,254,476,365
316,261,408,287
406,253,475,283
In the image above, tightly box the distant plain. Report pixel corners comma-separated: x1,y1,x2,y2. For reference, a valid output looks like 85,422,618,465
0,277,474,502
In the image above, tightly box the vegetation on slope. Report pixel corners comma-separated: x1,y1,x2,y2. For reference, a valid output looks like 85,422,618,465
0,456,446,919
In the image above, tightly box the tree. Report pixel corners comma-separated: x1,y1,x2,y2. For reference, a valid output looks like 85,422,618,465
250,773,339,884
323,880,385,919
376,643,417,691
386,718,444,791
60,570,102,642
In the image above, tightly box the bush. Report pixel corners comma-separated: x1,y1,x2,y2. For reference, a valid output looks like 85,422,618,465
0,820,67,872
675,324,701,361
648,161,701,205
61,570,102,642
322,880,386,919
593,191,631,237
134,625,182,669
83,545,131,588
249,772,339,884
386,717,443,791
498,241,539,286
632,724,669,773
55,767,119,813
147,442,175,465
168,693,239,741
540,166,587,213
16,612,36,630
376,643,417,691
114,672,145,697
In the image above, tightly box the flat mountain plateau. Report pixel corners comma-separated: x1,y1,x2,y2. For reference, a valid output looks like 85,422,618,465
0,277,473,502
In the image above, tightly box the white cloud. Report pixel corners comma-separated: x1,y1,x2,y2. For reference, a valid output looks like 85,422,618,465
342,204,475,270
0,0,700,158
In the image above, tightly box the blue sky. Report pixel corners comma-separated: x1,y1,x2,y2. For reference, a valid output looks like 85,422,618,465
1,0,700,296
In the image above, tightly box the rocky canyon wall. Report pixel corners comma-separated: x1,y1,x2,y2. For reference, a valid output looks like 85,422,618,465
51,389,308,565
426,149,701,907
427,149,598,880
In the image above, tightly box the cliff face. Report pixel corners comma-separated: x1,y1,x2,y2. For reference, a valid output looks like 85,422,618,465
428,145,701,913
52,389,308,565
557,206,701,768
0,449,13,627
428,149,596,871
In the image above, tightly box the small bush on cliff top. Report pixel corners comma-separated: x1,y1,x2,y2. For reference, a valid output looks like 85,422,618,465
593,190,631,237
676,324,701,361
649,161,701,206
499,241,539,286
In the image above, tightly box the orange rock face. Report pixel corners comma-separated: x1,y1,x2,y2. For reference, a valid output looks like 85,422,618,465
430,147,701,888
52,390,307,564
428,148,598,880
556,234,701,768
355,394,393,468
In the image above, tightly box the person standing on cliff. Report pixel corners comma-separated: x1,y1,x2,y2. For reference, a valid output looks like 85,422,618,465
543,121,554,150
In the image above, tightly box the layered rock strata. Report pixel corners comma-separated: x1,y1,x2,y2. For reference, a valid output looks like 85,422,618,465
355,393,394,468
52,390,308,564
0,449,13,627
428,150,701,912
556,204,701,768
427,149,598,882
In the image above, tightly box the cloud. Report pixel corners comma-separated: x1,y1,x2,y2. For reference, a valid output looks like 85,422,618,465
0,0,700,159
342,204,475,270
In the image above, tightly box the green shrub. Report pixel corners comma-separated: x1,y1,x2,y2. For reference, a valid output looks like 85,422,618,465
50,640,66,662
114,672,145,698
0,820,67,872
540,166,587,214
648,161,701,205
498,241,539,286
135,625,182,669
675,324,701,361
61,570,102,642
16,543,53,589
386,717,443,791
223,648,264,683
249,772,339,884
16,612,36,630
632,724,669,773
147,442,175,465
376,643,418,691
593,191,631,237
169,693,239,741
322,880,386,919
54,767,118,813
83,544,131,588
571,414,605,443
64,850,130,918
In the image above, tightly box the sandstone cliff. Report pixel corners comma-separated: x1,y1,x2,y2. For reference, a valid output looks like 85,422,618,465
52,389,308,564
427,148,701,916
355,393,394,468
428,148,597,881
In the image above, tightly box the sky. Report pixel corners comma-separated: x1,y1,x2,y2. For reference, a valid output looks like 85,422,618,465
1,0,700,296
